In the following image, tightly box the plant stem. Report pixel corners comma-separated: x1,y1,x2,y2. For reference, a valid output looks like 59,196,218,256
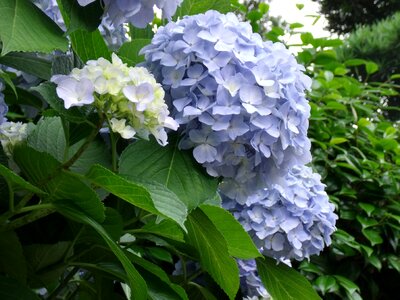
46,267,80,300
6,179,14,213
110,130,119,172
1,207,55,232
0,193,34,225
17,203,54,214
62,114,105,170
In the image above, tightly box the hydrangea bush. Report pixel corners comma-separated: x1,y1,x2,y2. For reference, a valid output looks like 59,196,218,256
0,1,343,299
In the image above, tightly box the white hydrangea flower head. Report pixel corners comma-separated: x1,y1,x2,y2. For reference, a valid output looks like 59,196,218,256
0,122,31,156
51,54,178,145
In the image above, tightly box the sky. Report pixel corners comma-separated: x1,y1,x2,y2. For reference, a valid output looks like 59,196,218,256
268,0,332,45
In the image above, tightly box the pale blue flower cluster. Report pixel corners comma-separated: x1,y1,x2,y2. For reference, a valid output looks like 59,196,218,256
238,259,269,299
142,11,337,267
0,80,8,125
33,0,65,31
226,165,337,261
141,10,313,203
102,0,183,28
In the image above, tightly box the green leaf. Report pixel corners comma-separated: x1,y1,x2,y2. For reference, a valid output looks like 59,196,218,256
330,137,348,145
256,256,321,300
28,117,66,162
365,62,378,75
0,276,40,300
146,247,173,263
60,0,103,33
301,32,314,45
290,22,304,29
0,69,17,97
185,209,239,299
70,29,111,62
0,0,67,55
0,231,27,283
13,145,105,222
0,164,46,195
333,275,359,295
126,253,188,300
200,205,260,259
315,275,338,294
187,282,217,300
0,52,52,80
140,219,185,242
24,242,71,287
362,228,383,246
118,39,151,66
53,199,148,300
31,82,87,123
86,164,187,229
119,138,219,210
68,138,111,174
175,0,232,18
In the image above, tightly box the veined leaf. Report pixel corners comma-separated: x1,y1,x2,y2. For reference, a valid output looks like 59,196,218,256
256,256,321,300
0,0,67,55
0,164,46,195
200,205,260,259
70,29,111,62
86,165,187,229
185,209,239,299
175,0,232,19
119,138,219,210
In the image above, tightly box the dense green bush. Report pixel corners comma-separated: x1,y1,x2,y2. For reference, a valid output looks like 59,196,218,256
312,0,400,34
337,11,400,80
298,43,400,299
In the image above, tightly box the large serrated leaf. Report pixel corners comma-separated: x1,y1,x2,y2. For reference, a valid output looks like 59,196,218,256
118,39,151,66
0,231,27,283
185,209,239,299
0,52,52,80
200,205,261,259
13,145,105,222
174,0,232,19
256,257,321,300
119,138,219,210
53,199,147,300
0,0,67,55
86,165,187,229
28,116,67,162
0,164,46,195
70,29,111,62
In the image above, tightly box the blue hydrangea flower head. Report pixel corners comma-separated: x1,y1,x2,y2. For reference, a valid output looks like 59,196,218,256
103,0,183,28
33,0,128,49
238,259,269,299
225,165,338,261
142,10,313,201
0,80,8,125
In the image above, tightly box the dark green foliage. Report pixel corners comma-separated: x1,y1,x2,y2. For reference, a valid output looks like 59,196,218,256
337,12,400,120
312,0,400,34
295,35,400,300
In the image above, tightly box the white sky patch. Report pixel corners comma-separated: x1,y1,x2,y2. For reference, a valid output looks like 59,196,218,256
268,0,334,46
